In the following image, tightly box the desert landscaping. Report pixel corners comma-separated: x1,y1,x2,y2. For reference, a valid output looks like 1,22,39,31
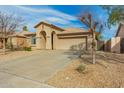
0,49,124,88
47,51,124,88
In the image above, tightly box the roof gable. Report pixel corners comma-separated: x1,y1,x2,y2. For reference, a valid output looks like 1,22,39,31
34,21,64,31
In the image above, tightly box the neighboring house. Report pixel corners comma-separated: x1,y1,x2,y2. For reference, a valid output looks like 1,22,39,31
104,37,120,53
8,29,36,49
34,21,92,50
0,32,12,49
115,23,124,53
102,23,124,53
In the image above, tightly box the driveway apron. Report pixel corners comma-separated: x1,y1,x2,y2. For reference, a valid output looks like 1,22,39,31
0,50,74,87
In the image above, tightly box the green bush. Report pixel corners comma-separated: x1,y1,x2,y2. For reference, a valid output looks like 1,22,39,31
23,47,32,51
76,64,86,73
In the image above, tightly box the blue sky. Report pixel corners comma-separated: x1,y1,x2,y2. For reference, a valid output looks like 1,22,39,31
0,5,118,40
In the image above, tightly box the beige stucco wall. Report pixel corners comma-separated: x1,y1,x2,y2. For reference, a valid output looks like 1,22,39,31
111,37,120,53
35,24,62,49
55,37,87,50
35,23,92,50
11,37,17,48
104,37,120,53
26,36,32,47
8,37,27,48
17,37,27,48
52,32,57,49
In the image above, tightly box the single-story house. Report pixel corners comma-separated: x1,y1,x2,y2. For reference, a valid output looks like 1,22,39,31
34,21,92,50
0,21,93,51
6,21,123,52
8,30,36,49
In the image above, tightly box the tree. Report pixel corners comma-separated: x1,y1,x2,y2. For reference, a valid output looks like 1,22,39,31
0,12,24,54
79,13,103,64
23,26,28,31
102,6,124,27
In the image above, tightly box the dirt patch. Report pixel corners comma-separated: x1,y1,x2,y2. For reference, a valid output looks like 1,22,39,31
47,52,124,88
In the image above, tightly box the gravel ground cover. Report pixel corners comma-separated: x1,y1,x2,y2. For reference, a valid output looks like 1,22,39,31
47,51,124,88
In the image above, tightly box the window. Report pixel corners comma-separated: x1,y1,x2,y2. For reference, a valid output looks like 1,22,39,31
31,36,36,44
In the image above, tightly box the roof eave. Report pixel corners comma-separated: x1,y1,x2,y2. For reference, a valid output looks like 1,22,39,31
57,31,92,36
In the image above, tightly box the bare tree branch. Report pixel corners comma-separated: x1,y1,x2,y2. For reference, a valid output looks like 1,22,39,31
0,11,24,54
79,12,104,64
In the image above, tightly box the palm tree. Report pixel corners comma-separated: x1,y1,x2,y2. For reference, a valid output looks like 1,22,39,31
23,26,28,31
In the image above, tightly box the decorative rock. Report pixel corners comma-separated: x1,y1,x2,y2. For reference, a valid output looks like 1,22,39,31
65,77,69,80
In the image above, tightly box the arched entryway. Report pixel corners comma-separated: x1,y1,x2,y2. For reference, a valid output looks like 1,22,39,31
40,31,46,49
51,31,56,50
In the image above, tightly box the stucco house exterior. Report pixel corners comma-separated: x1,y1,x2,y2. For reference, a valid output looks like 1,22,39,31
0,21,92,51
104,37,120,53
34,21,92,50
103,23,124,53
2,21,124,53
8,30,36,49
115,23,124,53
1,21,123,53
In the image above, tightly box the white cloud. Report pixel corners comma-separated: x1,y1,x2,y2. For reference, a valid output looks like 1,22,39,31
0,5,81,31
14,5,77,21
45,17,70,24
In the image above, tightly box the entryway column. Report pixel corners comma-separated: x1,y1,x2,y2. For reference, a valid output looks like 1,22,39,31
46,35,52,49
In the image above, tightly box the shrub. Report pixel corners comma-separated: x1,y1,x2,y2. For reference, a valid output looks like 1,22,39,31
6,43,13,49
23,47,32,51
76,64,86,73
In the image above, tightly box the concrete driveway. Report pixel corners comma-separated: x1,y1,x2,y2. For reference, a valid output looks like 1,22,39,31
0,50,74,88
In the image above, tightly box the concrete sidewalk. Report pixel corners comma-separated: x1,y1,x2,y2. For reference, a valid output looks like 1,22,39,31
0,50,72,88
